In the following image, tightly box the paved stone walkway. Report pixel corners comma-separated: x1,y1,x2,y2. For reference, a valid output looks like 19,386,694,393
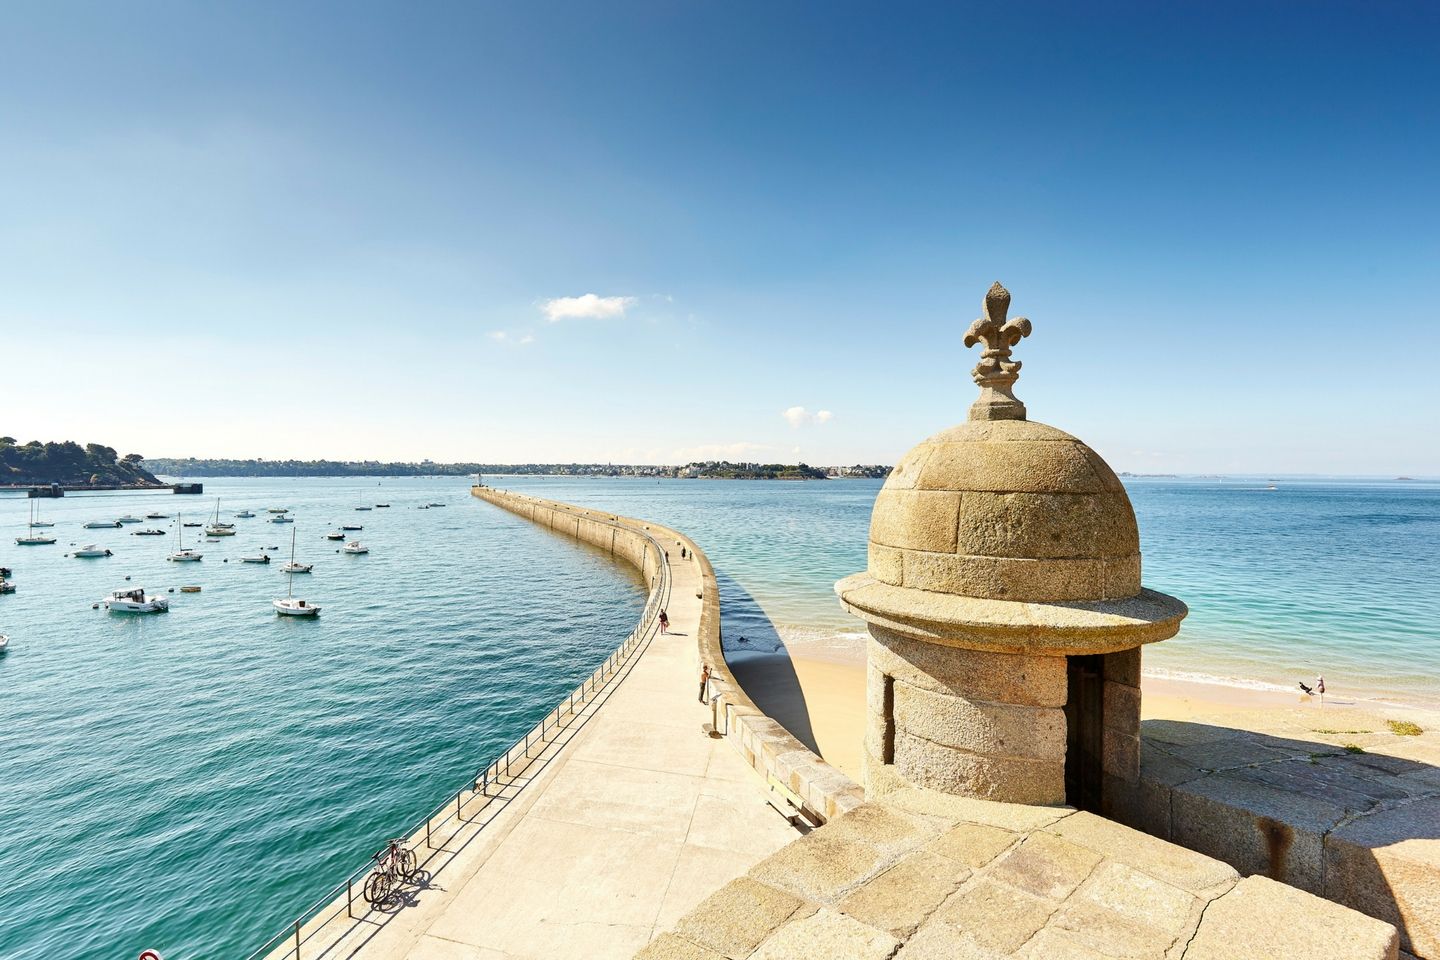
289,515,800,960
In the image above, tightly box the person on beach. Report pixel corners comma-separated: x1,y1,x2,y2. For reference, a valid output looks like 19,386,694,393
699,664,711,703
680,546,687,559
659,610,669,634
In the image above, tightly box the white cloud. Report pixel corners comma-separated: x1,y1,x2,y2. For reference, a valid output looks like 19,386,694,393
488,330,534,346
541,293,637,322
782,406,835,428
488,331,508,342
672,442,773,461
518,334,535,345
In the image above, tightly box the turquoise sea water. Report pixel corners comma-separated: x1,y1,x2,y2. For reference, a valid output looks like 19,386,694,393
485,475,1440,707
0,479,644,960
1,474,1436,958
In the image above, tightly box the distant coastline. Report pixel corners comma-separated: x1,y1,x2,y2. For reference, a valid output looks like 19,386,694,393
143,458,892,480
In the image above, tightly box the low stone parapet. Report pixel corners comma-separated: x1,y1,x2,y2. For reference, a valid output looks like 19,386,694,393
474,488,865,825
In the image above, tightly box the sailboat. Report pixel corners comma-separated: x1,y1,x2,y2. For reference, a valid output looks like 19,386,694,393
280,527,312,573
205,498,235,537
167,513,203,562
274,528,320,616
16,501,57,546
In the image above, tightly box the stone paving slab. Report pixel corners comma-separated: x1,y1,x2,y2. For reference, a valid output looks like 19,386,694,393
646,796,1401,959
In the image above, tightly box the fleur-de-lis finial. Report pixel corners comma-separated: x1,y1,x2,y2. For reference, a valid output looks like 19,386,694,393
963,282,1033,421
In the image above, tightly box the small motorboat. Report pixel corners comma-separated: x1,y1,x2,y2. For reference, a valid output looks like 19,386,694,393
273,597,320,617
85,520,122,529
0,634,8,654
72,545,113,558
183,522,203,528
145,512,169,519
267,508,290,514
355,506,372,511
417,505,429,510
342,541,368,554
325,531,346,541
375,503,390,508
180,585,202,593
271,516,294,524
103,587,169,613
280,561,313,573
31,520,55,528
341,524,363,531
0,579,14,595
116,515,142,524
132,529,167,536
427,503,446,508
234,510,256,518
240,553,271,564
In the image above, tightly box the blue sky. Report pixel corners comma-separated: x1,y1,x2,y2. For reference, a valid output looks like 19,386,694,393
3,2,1437,473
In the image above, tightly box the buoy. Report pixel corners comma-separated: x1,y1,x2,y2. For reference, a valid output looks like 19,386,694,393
125,575,131,581
223,559,229,563
167,588,174,593
91,603,99,609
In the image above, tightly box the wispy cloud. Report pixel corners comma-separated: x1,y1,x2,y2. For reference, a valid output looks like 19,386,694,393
488,330,534,346
541,293,637,322
782,406,834,428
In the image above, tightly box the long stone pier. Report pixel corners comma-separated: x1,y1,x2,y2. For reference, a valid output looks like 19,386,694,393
261,489,810,960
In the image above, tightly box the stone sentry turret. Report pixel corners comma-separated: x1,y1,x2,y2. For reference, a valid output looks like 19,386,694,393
837,282,1187,811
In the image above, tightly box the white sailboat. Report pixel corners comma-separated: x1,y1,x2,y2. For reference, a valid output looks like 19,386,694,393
280,527,312,573
205,498,235,536
167,513,203,562
274,528,320,616
16,501,57,545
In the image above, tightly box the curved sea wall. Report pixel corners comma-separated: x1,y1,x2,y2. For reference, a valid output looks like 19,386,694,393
474,487,864,824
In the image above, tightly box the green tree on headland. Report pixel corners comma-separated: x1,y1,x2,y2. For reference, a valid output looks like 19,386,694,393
0,437,162,486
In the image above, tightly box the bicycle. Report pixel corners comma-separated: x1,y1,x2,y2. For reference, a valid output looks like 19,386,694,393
363,838,419,907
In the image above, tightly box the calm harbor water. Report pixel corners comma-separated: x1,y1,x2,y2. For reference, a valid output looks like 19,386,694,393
0,478,645,960
1,474,1436,958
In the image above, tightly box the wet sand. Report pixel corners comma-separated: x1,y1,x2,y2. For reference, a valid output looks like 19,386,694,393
730,648,1440,779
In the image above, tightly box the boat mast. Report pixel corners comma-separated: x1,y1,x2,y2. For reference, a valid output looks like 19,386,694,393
288,526,296,598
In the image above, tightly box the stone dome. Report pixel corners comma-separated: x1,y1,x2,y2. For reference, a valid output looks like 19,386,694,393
869,418,1140,603
836,281,1185,656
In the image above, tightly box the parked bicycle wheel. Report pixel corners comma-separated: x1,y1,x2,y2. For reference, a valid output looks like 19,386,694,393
396,846,418,880
364,870,394,906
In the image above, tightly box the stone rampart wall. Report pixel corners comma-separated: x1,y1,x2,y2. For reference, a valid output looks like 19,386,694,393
472,487,864,824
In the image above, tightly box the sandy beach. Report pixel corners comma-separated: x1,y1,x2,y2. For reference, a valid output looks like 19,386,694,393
730,647,1440,782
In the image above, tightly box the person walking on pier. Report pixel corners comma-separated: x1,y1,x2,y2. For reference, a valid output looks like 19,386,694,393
699,664,711,703
659,610,669,634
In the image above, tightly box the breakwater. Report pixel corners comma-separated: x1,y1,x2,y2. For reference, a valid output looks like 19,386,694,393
475,487,863,824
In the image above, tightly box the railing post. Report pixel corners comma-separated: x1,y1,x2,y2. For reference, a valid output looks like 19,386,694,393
426,816,432,848
347,878,353,918
294,919,300,960
456,792,462,820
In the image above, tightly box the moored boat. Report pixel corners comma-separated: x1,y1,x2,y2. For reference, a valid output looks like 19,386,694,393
342,540,368,554
341,524,363,531
0,634,8,654
17,502,57,545
132,529,167,536
271,516,294,524
240,553,271,564
145,512,169,519
274,529,319,615
167,514,203,562
325,531,346,541
234,510,256,518
84,520,122,529
72,545,113,558
116,515,142,524
102,588,169,613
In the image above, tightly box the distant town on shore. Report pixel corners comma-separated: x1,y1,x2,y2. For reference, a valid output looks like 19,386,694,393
141,458,893,481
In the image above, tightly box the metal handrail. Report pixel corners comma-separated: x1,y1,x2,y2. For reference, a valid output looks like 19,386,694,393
243,505,672,960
